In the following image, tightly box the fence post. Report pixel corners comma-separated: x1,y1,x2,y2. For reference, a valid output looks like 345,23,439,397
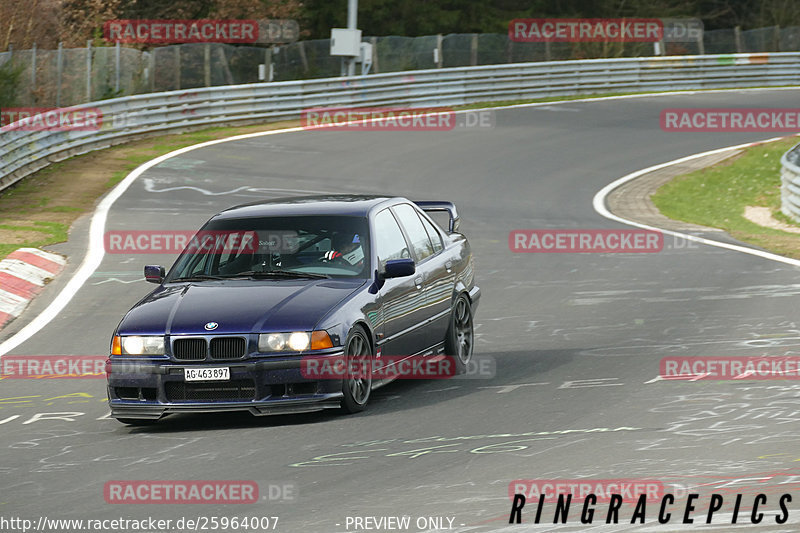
149,49,155,92
545,41,551,61
298,41,309,73
56,41,63,107
264,47,273,82
371,36,379,72
86,40,92,102
115,41,121,92
31,42,36,96
204,44,211,87
174,46,181,90
470,33,478,66
734,26,742,53
436,34,443,68
774,25,781,52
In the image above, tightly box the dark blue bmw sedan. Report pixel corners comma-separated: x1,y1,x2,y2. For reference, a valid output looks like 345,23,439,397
106,195,479,424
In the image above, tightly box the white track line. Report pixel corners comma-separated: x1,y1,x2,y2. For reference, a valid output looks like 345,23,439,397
1,87,800,355
593,136,800,268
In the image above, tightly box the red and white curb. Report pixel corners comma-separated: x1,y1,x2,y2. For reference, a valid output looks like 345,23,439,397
0,248,66,330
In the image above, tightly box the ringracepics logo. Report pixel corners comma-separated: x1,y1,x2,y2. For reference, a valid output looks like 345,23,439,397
660,356,800,380
1,108,103,132
508,486,792,525
509,230,663,253
104,20,258,43
509,18,663,42
661,109,800,132
103,481,259,504
0,356,107,379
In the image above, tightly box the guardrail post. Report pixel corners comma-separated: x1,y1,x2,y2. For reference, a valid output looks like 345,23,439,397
436,34,443,68
734,26,742,53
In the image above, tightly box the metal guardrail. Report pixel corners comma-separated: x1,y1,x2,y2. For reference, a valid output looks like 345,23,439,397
780,142,800,221
2,52,800,193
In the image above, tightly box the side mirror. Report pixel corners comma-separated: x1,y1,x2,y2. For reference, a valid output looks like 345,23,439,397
144,265,165,284
381,258,415,279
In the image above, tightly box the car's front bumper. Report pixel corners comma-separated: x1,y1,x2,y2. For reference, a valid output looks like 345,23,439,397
107,352,345,420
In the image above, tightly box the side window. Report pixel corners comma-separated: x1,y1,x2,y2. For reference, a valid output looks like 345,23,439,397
374,209,410,265
393,204,435,261
418,213,443,253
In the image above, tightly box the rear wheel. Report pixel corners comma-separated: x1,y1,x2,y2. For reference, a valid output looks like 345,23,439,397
445,295,474,374
340,326,373,413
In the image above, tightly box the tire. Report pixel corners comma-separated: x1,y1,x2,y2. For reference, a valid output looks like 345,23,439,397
116,418,159,426
444,294,474,374
340,326,373,414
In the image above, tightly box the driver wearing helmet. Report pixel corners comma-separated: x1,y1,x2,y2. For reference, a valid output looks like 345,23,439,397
322,231,365,267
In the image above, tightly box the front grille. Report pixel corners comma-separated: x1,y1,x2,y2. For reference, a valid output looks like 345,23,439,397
173,338,207,360
165,380,256,402
210,337,246,360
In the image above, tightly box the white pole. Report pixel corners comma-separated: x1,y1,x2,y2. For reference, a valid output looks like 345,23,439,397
346,0,358,76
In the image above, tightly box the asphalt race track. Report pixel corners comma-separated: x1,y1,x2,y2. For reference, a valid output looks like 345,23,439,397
2,89,800,532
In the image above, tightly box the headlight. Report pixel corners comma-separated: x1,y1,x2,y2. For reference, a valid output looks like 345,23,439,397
117,335,164,355
258,331,332,352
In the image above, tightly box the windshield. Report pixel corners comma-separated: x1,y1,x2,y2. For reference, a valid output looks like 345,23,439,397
166,215,371,281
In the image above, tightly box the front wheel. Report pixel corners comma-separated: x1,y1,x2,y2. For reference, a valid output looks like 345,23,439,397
340,326,373,414
444,295,474,374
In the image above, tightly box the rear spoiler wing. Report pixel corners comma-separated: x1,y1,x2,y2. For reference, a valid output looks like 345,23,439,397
414,201,460,233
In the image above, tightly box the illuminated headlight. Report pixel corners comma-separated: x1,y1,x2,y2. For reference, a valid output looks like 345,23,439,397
258,331,332,352
119,335,164,355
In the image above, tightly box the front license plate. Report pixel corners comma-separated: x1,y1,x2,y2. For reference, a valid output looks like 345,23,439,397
184,367,230,381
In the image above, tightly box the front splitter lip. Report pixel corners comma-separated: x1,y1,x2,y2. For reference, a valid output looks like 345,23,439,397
109,393,344,420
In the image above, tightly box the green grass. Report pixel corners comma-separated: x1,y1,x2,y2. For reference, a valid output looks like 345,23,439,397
652,137,800,258
0,221,68,260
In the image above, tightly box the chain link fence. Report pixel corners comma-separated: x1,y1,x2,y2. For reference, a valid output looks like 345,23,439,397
2,25,800,109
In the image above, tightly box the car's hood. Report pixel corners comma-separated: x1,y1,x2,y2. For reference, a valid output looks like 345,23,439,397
117,279,366,335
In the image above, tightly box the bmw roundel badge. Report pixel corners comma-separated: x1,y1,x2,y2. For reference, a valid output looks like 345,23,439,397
204,322,219,331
